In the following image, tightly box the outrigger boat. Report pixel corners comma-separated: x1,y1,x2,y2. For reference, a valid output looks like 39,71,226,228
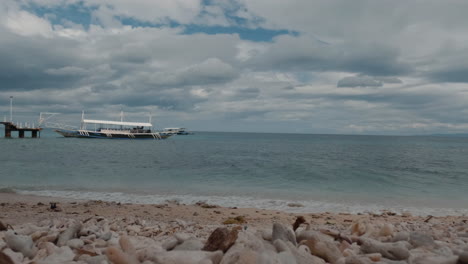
162,127,193,135
54,112,171,140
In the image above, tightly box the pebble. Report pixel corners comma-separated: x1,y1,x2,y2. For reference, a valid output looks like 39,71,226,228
1,208,467,264
66,238,84,249
360,238,410,260
4,230,36,258
272,222,297,246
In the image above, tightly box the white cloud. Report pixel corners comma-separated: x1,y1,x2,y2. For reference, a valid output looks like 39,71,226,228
5,10,53,37
86,0,202,25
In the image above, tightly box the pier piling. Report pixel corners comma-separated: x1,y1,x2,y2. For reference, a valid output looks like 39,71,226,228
1,122,42,138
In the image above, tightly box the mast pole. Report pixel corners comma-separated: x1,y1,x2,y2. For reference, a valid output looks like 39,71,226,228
81,110,85,129
9,96,13,122
120,110,123,129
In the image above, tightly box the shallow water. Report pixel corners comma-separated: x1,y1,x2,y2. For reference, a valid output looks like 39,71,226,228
1,130,468,215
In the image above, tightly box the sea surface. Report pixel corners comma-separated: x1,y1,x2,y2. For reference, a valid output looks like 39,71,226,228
1,129,468,216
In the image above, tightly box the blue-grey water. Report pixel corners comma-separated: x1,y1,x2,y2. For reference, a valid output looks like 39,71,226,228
1,129,468,215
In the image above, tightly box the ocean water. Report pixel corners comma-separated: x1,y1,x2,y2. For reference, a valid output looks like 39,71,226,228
1,129,468,216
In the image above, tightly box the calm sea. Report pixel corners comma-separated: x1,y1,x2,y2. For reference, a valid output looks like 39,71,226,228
1,129,468,216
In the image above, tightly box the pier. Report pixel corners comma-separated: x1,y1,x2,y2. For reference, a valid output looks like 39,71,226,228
1,96,42,138
1,121,42,138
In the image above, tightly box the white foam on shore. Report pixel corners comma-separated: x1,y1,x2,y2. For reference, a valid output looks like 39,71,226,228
16,189,468,217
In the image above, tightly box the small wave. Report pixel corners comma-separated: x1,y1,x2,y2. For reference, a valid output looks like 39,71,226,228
0,188,16,193
15,189,468,217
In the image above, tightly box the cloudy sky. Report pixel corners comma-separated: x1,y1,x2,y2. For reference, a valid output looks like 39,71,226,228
1,0,468,134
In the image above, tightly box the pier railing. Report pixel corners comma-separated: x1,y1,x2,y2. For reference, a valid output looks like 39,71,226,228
0,121,42,138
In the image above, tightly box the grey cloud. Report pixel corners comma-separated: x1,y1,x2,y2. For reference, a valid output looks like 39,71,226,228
375,76,403,84
427,67,468,83
243,1,468,84
222,109,268,120
177,58,238,86
246,36,411,76
0,32,84,91
45,66,90,76
337,76,382,88
129,58,238,89
239,87,260,94
416,46,468,83
227,87,260,101
337,75,402,87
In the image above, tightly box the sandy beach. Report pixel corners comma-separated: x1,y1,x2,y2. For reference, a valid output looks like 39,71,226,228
1,192,468,263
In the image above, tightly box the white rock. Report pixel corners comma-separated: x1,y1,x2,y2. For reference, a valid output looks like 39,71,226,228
37,232,58,244
136,247,165,262
31,231,49,242
360,238,410,260
106,246,139,264
274,239,325,264
379,224,394,237
14,224,44,236
162,237,179,250
4,230,37,258
409,254,458,264
129,236,162,251
126,225,142,235
392,232,410,242
351,220,374,236
119,236,136,254
409,232,436,248
173,238,204,251
67,238,85,249
81,255,109,264
80,224,100,237
175,233,191,243
301,239,342,263
95,238,108,248
238,231,275,252
99,232,112,241
30,248,48,263
154,250,223,264
260,229,273,241
2,248,24,264
278,251,297,264
57,222,82,246
0,239,6,250
272,223,297,246
296,230,334,244
36,246,75,264
221,248,258,264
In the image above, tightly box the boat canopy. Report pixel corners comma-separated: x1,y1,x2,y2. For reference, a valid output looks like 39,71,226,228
83,119,152,127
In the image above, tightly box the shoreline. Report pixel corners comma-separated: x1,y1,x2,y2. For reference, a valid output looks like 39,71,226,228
1,192,466,227
7,188,468,217
1,192,468,263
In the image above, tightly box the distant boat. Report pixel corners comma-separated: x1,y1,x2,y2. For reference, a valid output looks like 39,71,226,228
54,112,171,140
162,127,193,135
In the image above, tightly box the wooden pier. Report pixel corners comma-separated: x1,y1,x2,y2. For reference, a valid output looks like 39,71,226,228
1,122,42,138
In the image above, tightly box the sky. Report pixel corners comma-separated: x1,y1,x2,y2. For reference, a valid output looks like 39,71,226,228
1,0,468,134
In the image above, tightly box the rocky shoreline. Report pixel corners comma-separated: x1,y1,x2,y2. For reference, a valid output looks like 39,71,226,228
1,194,468,263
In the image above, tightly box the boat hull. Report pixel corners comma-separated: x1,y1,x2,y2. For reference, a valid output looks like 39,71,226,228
54,129,171,139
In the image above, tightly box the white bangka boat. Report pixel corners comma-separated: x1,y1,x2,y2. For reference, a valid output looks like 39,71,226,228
54,112,171,140
162,127,193,135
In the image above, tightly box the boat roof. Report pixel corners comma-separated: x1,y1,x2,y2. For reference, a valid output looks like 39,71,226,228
83,119,152,127
164,127,186,130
